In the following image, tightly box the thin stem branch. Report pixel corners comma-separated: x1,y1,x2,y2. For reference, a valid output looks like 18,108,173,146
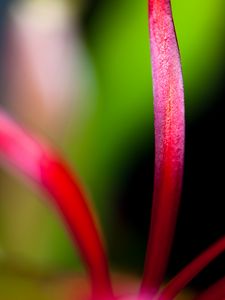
157,237,225,300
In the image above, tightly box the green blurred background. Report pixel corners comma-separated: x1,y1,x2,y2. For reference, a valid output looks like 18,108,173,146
0,0,224,298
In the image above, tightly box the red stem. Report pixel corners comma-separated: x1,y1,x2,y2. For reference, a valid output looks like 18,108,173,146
141,0,185,296
194,276,225,300
156,237,225,300
0,109,113,300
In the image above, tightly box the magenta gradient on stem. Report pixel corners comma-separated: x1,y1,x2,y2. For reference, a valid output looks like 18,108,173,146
141,0,185,296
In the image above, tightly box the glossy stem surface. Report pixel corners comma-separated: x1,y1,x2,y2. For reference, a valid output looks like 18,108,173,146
0,109,113,300
141,0,185,296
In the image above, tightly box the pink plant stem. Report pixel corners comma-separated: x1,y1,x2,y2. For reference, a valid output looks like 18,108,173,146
156,237,225,300
141,0,185,296
194,276,225,300
0,109,113,300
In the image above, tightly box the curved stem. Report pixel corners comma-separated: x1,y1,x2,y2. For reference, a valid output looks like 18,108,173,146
141,0,185,296
0,109,113,300
157,237,225,300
